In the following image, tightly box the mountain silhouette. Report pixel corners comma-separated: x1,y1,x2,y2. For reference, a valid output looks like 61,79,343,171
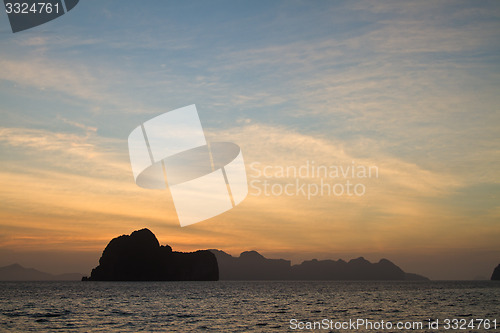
82,228,428,281
491,264,500,280
83,229,218,281
0,263,82,281
210,250,291,280
210,250,428,281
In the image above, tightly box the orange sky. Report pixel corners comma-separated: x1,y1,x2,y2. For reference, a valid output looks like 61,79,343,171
1,1,499,280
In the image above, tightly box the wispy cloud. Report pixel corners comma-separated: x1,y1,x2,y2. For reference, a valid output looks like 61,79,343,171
0,127,95,156
212,123,462,196
0,1,499,279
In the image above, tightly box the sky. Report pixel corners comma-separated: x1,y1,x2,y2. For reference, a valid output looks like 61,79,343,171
0,0,499,280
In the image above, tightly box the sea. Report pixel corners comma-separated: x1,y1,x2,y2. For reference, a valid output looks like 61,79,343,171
0,281,498,332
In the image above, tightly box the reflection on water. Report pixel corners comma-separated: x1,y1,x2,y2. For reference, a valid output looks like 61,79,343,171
0,281,498,332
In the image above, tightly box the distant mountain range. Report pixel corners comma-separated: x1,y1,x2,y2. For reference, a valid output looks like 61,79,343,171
0,264,83,281
3,228,434,282
210,250,429,281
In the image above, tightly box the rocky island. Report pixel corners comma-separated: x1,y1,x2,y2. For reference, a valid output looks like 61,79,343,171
491,264,500,281
83,228,428,281
82,229,218,281
210,249,428,281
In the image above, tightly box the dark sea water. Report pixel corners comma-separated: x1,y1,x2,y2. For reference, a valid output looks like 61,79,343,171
0,281,498,332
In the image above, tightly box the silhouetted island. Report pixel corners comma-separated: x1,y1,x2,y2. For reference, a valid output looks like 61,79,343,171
210,250,429,281
83,228,428,281
492,264,500,280
82,229,218,281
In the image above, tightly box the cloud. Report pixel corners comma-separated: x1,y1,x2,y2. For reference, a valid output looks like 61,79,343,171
0,55,169,116
0,126,133,184
0,126,181,241
221,123,458,179
0,58,98,99
0,1,498,279
0,127,96,157
196,7,499,187
208,121,463,223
